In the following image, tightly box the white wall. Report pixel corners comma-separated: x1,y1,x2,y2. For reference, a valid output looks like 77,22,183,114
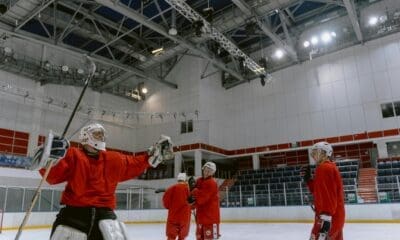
200,31,400,150
3,204,400,229
2,6,400,154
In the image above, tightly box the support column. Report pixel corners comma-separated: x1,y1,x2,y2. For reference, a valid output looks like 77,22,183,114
375,140,388,158
252,154,260,170
194,150,202,177
174,152,182,178
28,82,44,155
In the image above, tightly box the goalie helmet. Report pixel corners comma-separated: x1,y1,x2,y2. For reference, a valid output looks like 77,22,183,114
79,123,106,151
202,161,216,174
311,141,333,157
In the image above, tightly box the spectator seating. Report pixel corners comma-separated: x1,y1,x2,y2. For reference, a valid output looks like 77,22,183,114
376,160,400,202
223,159,359,207
0,153,31,168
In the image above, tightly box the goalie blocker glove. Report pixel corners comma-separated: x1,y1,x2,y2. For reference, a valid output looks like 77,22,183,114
30,134,69,170
148,135,174,168
300,165,312,182
188,176,196,191
318,214,332,240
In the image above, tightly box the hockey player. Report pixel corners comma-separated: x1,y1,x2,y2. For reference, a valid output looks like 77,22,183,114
162,172,191,240
302,141,345,240
188,162,220,240
30,123,174,240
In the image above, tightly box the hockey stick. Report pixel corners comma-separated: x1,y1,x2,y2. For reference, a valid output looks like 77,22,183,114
14,55,96,240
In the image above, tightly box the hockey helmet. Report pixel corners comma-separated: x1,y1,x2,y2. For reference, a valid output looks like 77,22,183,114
177,172,187,182
79,123,106,151
202,161,216,174
311,141,333,157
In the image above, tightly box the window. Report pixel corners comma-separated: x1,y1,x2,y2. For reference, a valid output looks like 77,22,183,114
381,102,394,118
394,101,400,116
387,141,400,157
180,120,193,134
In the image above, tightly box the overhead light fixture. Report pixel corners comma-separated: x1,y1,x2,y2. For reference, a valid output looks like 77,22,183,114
274,49,284,59
379,15,387,23
303,41,310,48
151,47,164,55
260,75,266,86
77,68,84,74
203,7,214,23
141,87,148,94
61,65,69,72
193,20,204,37
3,46,12,56
321,32,332,43
43,61,51,71
330,31,337,38
368,16,378,26
169,8,178,36
311,36,319,45
168,27,177,36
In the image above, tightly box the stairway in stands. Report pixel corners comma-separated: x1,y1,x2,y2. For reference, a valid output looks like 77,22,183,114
357,168,378,203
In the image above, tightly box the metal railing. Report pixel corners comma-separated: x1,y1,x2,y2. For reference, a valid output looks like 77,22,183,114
376,175,400,203
0,186,165,213
220,180,359,208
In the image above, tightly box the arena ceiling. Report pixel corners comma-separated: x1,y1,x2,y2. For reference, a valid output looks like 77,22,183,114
0,0,397,100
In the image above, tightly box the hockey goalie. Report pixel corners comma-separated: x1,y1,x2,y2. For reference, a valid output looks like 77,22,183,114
30,123,174,240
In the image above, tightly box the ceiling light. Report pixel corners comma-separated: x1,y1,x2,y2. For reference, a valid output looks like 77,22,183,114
77,68,84,74
379,15,387,23
168,27,177,36
260,75,265,86
61,65,69,72
330,31,336,38
141,87,148,94
151,47,164,55
303,41,310,48
43,61,51,70
274,49,284,59
368,16,378,26
4,47,13,56
321,32,332,43
311,36,319,45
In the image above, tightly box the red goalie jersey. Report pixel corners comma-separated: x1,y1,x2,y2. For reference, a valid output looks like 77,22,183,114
307,160,345,239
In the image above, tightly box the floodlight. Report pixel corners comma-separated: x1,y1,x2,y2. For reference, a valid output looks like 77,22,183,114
321,32,332,43
311,36,319,45
368,16,378,26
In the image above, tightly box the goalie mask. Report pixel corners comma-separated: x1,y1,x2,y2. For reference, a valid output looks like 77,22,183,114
79,123,106,151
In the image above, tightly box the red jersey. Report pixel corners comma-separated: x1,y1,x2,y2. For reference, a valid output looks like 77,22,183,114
39,147,150,209
192,177,220,225
163,182,191,223
307,161,345,234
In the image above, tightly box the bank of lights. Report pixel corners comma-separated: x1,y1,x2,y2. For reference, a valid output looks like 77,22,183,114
304,31,336,48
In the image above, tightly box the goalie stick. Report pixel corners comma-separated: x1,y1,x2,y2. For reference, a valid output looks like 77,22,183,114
15,55,96,240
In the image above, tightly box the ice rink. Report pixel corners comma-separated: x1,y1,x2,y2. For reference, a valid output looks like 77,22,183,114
1,222,399,240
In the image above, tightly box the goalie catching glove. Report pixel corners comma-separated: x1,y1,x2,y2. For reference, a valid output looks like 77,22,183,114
30,131,69,170
147,135,174,167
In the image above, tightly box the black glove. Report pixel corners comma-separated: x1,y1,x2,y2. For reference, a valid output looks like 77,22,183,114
300,165,312,182
188,176,196,191
187,195,195,204
318,214,332,240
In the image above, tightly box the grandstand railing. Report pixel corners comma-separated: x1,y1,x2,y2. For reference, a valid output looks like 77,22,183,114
220,180,359,208
376,175,400,203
